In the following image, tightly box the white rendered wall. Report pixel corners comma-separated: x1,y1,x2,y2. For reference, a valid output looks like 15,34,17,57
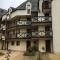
52,0,60,53
38,0,45,52
38,0,44,16
8,41,26,51
2,10,31,21
39,40,46,52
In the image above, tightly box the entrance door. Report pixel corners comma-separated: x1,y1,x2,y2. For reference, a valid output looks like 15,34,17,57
33,41,38,51
46,40,51,52
26,41,31,50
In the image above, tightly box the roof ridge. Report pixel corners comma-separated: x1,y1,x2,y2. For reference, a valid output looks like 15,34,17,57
16,1,27,9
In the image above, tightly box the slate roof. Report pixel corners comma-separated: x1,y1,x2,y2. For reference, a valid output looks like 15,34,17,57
0,0,39,17
10,7,15,11
16,0,39,12
17,1,27,10
0,8,7,17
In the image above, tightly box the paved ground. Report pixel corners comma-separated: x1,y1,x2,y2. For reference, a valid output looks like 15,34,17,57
0,51,24,60
49,53,60,60
0,50,60,60
40,53,60,60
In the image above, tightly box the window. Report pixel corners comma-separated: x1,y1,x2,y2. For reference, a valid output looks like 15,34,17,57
27,18,31,20
27,5,30,7
27,9,31,14
45,13,49,16
45,26,50,31
11,41,14,46
32,27,38,32
42,1,49,9
16,41,20,46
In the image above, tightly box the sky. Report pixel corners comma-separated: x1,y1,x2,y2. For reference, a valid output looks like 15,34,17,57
0,0,26,10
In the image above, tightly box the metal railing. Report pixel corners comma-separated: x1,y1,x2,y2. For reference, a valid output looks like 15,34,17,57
6,31,52,39
32,16,52,23
17,33,31,38
32,31,52,37
17,21,31,26
6,16,52,29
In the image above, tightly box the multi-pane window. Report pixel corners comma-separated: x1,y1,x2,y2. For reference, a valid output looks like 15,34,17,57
16,41,20,46
11,41,14,46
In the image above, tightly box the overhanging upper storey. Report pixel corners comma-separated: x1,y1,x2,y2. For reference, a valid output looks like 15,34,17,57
2,9,31,21
2,0,39,21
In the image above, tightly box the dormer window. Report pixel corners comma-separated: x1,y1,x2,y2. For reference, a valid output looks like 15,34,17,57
26,2,31,14
8,7,12,14
27,5,30,7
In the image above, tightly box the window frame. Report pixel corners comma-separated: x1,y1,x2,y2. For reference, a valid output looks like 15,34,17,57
11,41,15,46
16,41,20,46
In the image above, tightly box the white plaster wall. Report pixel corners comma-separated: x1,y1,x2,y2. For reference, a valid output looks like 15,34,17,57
52,0,60,53
8,41,26,51
2,15,7,21
39,40,46,52
7,10,31,20
38,26,45,36
11,10,31,17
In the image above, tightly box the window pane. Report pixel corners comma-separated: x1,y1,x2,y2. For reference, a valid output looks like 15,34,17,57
11,41,14,46
16,41,20,46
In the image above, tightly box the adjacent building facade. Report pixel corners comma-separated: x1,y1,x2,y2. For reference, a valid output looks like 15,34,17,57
0,0,54,53
52,0,60,53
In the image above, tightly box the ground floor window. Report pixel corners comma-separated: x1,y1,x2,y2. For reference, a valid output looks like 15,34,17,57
11,41,14,46
16,41,20,46
45,40,51,52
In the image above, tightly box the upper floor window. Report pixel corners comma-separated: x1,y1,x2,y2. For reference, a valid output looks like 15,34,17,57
27,9,31,14
27,5,30,7
8,7,12,14
42,1,49,9
26,2,31,14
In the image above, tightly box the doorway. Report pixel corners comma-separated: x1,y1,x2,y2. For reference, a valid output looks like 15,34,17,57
46,40,51,52
33,40,38,51
26,41,31,50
